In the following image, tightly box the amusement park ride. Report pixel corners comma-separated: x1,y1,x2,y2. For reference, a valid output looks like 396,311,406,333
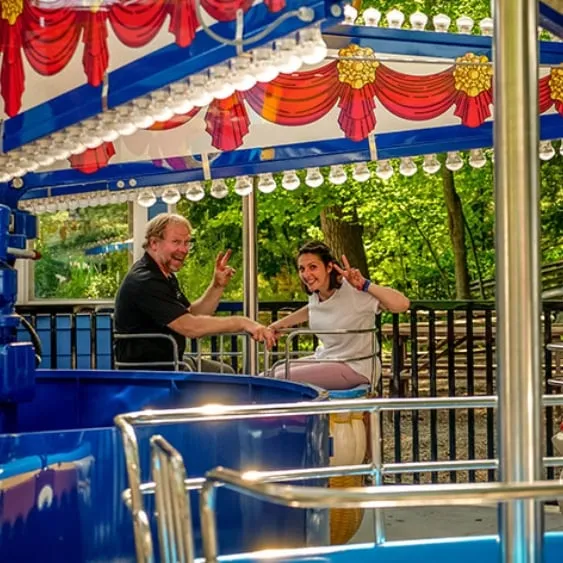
0,0,563,562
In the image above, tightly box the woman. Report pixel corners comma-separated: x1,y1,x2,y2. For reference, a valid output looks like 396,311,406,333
268,241,410,390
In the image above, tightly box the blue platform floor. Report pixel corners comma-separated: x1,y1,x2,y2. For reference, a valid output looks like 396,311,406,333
350,505,563,543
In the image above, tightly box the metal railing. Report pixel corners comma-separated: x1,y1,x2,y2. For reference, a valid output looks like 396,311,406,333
16,300,563,482
114,394,563,563
264,327,379,395
114,333,191,371
199,471,563,563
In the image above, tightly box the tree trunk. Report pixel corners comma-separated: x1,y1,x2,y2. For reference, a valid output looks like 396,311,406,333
320,205,369,276
441,167,471,299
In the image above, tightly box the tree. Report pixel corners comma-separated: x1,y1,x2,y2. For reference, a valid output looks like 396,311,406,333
321,205,369,275
442,166,471,299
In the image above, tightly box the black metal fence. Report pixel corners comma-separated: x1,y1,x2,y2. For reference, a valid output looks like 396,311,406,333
15,300,563,483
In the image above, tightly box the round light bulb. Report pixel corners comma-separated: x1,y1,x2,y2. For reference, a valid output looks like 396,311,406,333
539,140,556,161
422,154,441,174
210,179,229,199
409,11,428,31
275,38,303,74
161,187,181,204
433,13,451,32
399,157,417,177
343,4,358,25
208,65,236,100
253,48,280,83
375,160,394,180
445,151,464,171
234,176,253,196
185,182,205,202
189,75,214,107
305,167,324,188
479,18,494,36
257,173,277,193
469,149,487,168
328,164,347,185
362,7,381,27
386,9,404,29
137,190,157,208
456,16,474,34
281,170,301,190
151,91,175,122
231,58,258,91
114,107,139,136
352,162,371,182
299,28,327,66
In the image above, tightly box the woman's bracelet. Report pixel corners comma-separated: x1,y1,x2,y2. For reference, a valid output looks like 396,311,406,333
362,279,371,292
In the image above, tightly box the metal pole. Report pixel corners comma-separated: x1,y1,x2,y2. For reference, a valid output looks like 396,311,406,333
242,183,258,375
493,2,543,563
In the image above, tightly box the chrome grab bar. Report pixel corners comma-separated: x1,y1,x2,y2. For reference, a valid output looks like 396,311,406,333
199,469,563,562
114,332,191,372
151,436,194,563
263,326,380,394
115,394,563,563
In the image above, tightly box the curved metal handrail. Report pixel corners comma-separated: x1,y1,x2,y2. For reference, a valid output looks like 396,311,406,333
114,332,191,372
264,326,380,394
114,394,563,563
199,468,563,562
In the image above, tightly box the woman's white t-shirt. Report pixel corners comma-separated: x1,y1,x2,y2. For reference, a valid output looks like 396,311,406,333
308,279,380,381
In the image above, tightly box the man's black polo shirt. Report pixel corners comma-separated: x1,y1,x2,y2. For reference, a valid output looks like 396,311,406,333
114,253,190,369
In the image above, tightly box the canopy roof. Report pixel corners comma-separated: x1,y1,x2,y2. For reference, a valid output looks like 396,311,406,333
0,1,561,210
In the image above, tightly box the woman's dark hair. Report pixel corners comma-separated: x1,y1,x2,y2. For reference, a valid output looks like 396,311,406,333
297,241,342,295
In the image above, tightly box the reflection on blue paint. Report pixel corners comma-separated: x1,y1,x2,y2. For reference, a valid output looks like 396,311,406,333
0,371,329,563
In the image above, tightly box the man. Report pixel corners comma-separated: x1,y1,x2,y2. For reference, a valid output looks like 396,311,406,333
114,213,275,372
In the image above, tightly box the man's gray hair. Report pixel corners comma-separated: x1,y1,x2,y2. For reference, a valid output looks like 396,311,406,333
143,213,192,250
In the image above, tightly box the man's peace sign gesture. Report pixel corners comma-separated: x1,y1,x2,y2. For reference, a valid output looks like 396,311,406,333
333,254,367,292
213,249,236,288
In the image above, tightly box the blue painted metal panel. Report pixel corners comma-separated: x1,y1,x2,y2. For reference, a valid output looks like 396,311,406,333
35,315,53,368
540,1,563,39
56,315,72,370
323,23,563,64
0,371,328,563
148,199,168,219
75,314,93,370
217,533,563,563
95,314,113,370
84,241,131,256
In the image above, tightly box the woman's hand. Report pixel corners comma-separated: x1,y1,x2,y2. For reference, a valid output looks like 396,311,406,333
333,254,365,291
242,319,278,349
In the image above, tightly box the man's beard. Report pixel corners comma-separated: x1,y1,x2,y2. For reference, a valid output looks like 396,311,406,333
162,253,186,273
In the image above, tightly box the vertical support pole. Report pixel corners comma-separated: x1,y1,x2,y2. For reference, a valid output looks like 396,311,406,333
493,2,543,563
15,241,32,304
131,202,149,263
369,409,385,543
242,184,258,375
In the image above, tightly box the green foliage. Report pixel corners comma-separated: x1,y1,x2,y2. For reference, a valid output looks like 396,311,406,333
360,0,491,23
34,204,130,299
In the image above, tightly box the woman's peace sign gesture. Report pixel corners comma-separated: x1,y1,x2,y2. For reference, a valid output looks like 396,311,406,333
333,255,367,292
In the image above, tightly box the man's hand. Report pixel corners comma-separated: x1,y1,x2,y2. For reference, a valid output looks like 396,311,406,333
333,254,365,291
243,319,278,349
213,250,236,289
